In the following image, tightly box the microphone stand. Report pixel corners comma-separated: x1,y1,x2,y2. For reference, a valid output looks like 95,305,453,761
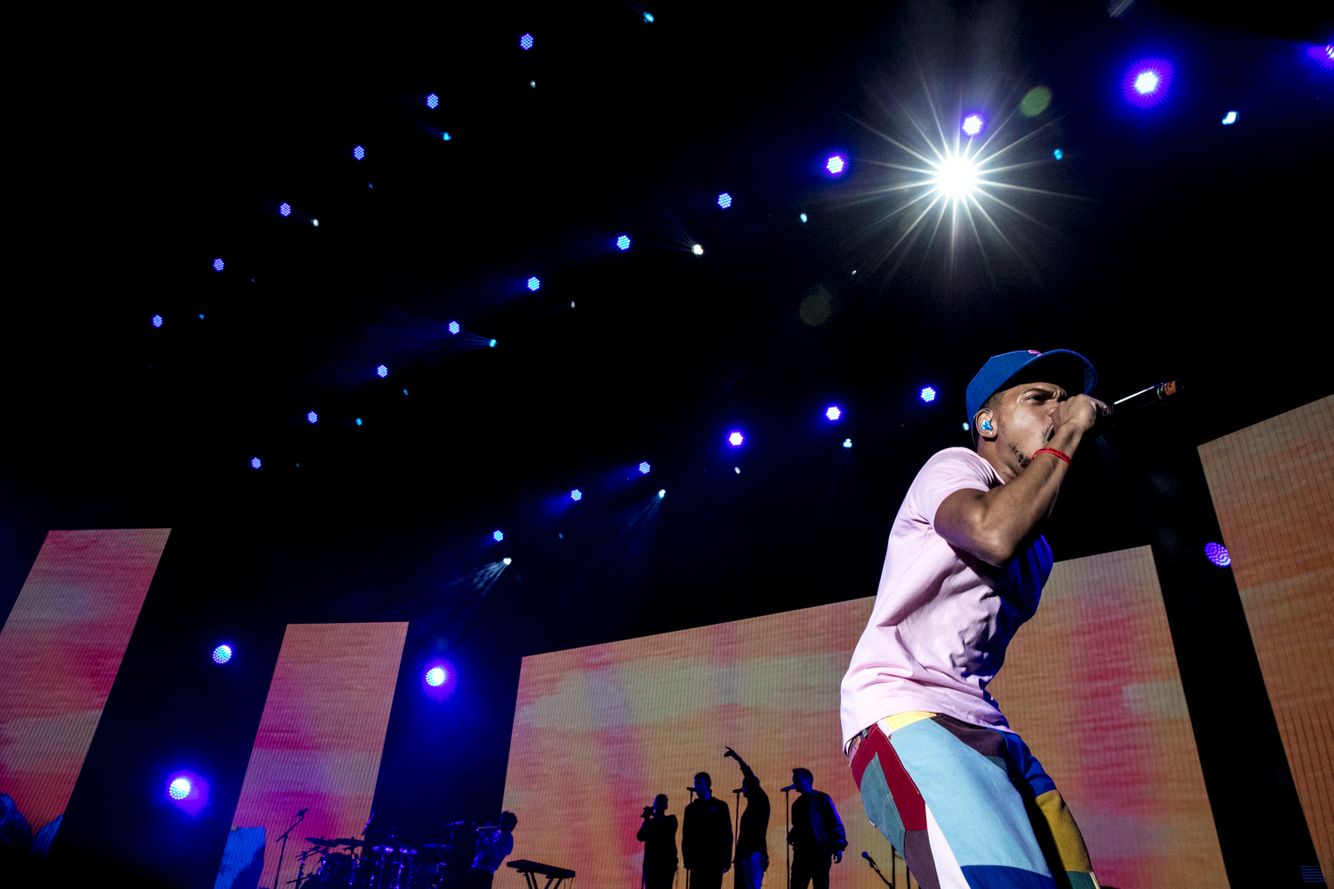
862,852,893,888
783,788,791,889
271,809,305,889
731,787,741,872
685,788,696,889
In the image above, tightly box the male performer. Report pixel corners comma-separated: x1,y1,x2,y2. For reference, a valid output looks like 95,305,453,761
682,772,733,889
467,811,518,888
841,349,1104,888
637,794,679,889
786,768,845,889
724,747,770,889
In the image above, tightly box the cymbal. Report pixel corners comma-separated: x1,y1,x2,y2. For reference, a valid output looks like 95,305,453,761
332,838,364,847
307,837,337,846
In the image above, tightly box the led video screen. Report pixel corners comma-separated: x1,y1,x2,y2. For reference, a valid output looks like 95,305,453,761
0,528,171,835
1200,395,1334,881
503,547,1225,889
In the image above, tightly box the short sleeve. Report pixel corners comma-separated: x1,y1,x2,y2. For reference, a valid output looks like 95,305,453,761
911,448,995,527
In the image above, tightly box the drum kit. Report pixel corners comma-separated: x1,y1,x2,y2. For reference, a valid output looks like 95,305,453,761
294,824,474,889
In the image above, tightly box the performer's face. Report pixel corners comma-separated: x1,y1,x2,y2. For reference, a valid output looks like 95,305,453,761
987,380,1068,470
655,795,668,813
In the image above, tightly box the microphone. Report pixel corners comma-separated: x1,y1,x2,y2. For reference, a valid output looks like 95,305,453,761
732,787,745,794
1097,380,1183,426
297,807,309,817
780,784,797,792
862,851,876,867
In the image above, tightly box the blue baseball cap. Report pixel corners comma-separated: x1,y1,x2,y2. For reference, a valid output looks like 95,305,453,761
965,349,1097,428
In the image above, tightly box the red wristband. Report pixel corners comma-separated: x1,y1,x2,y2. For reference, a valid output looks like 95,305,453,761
1032,447,1071,465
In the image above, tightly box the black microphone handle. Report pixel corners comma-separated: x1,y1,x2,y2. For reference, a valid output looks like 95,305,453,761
1099,380,1183,420
732,788,744,794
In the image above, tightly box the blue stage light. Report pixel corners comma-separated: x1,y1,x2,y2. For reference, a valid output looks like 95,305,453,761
639,461,651,475
279,202,291,217
825,406,842,422
826,155,846,175
250,457,262,470
616,235,632,251
644,12,655,23
1053,148,1064,160
961,114,985,137
355,418,363,426
377,364,389,378
717,192,733,209
493,530,504,542
489,339,497,348
168,777,191,800
527,276,541,292
449,321,461,335
441,132,452,141
658,489,666,498
799,213,808,223
307,411,318,424
503,557,513,565
1122,59,1174,108
353,145,366,160
570,489,583,502
212,644,233,665
426,93,439,109
728,431,744,447
963,422,971,432
920,387,937,403
1205,542,1232,567
520,33,534,50
213,258,225,272
843,438,853,449
425,666,447,687
152,314,163,328
1221,111,1238,125
1307,43,1334,71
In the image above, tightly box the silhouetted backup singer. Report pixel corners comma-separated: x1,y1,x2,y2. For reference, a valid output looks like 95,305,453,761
683,771,732,889
724,747,770,889
786,768,845,889
638,793,679,889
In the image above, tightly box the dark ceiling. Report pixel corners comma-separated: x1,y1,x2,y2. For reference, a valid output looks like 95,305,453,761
6,2,1331,563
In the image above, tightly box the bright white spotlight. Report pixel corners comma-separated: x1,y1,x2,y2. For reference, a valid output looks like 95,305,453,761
843,438,853,448
825,406,842,421
425,666,446,687
920,387,937,403
961,114,985,137
691,243,704,256
658,489,666,498
570,489,582,502
1221,110,1238,125
503,557,513,565
638,461,651,475
932,152,979,201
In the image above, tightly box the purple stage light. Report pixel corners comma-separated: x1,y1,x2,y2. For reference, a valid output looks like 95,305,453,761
307,411,318,424
825,155,846,175
825,406,842,421
422,660,458,699
353,145,366,160
520,33,534,50
426,93,439,109
151,314,163,328
728,431,744,447
639,461,651,475
449,321,461,335
1204,542,1232,567
961,114,985,137
212,258,225,272
211,644,233,665
1305,43,1334,71
376,364,389,378
717,192,733,209
168,777,191,800
250,457,262,470
1122,59,1174,108
279,202,291,217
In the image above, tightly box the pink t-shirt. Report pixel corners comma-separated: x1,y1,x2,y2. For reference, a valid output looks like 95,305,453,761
840,447,1053,749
